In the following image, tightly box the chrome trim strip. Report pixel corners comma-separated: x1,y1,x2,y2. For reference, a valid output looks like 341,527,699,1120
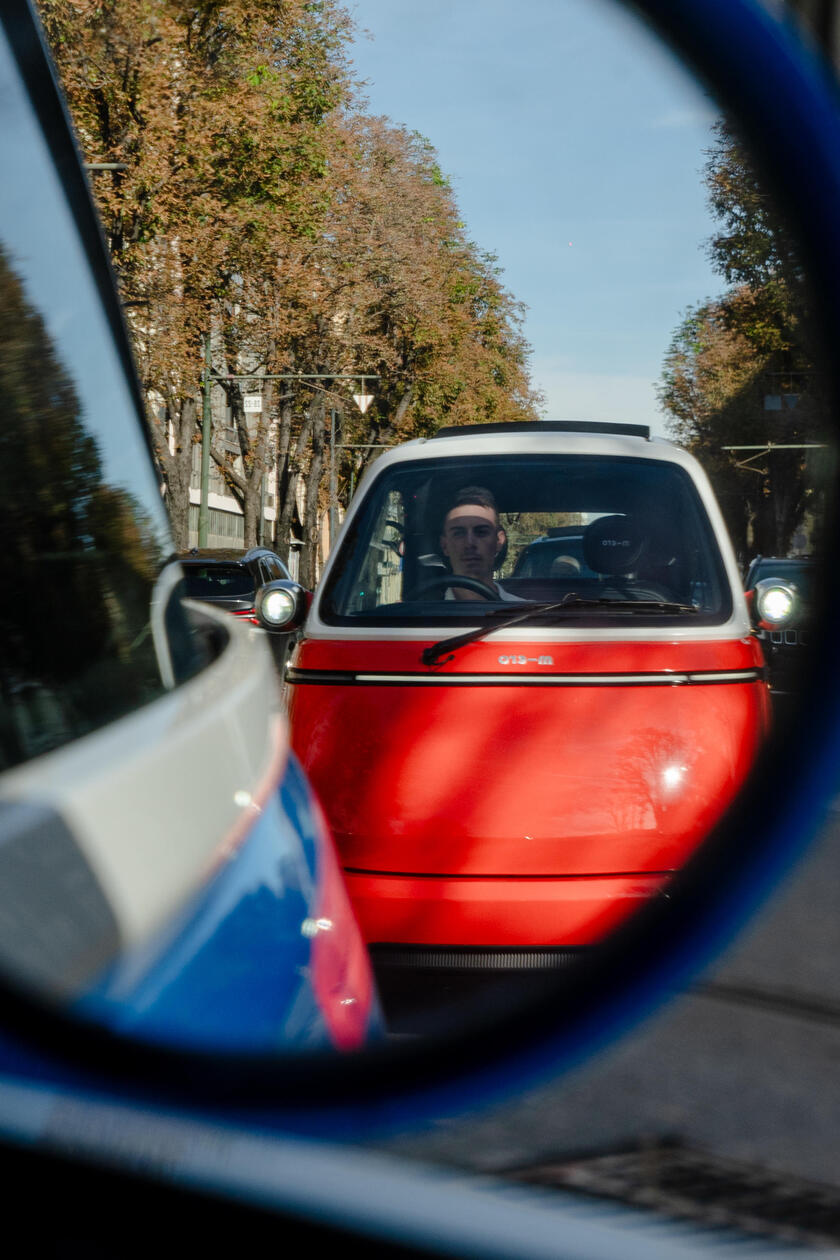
687,670,760,682
287,668,762,687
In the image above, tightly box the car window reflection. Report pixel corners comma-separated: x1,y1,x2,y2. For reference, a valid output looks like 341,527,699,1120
0,244,182,769
0,29,207,771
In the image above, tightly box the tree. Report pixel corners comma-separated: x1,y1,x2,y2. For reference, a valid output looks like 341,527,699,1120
228,113,542,579
658,120,830,557
704,120,807,355
270,116,541,578
38,0,355,547
660,300,795,557
40,2,541,570
0,244,167,766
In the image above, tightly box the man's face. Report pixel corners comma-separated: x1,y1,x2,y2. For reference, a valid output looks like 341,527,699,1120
440,504,505,585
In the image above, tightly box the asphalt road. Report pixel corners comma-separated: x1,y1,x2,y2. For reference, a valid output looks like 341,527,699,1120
360,784,840,1236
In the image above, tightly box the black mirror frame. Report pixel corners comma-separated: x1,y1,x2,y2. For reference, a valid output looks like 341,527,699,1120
2,0,840,1136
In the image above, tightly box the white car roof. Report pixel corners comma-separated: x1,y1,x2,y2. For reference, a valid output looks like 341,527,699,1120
362,422,702,481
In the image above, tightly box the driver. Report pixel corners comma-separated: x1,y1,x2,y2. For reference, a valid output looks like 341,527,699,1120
439,486,522,601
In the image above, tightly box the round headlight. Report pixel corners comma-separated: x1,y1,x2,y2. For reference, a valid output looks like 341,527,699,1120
757,584,795,625
261,589,296,627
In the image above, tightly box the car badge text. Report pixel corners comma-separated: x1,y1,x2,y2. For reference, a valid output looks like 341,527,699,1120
498,655,554,666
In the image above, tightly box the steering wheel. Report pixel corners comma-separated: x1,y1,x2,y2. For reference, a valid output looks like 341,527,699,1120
413,574,499,600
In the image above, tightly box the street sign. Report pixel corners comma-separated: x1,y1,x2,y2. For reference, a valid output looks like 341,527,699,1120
353,393,374,414
244,394,263,413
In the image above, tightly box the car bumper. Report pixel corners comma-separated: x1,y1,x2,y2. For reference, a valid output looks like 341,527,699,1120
344,870,669,948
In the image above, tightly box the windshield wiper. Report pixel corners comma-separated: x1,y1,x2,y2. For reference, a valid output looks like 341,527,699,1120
421,595,700,666
555,597,700,614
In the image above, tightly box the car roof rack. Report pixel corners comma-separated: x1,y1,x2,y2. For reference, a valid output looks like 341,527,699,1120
432,420,651,440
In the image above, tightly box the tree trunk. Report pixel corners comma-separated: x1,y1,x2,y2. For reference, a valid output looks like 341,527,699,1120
236,378,276,549
354,384,413,484
274,399,294,557
167,474,192,550
300,398,325,589
149,395,197,551
769,450,804,554
242,467,263,549
278,400,315,563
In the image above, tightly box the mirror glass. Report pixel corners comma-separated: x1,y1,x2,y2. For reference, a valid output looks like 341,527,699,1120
287,0,831,1036
0,0,831,1056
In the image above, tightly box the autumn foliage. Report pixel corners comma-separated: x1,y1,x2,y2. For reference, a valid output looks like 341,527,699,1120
37,0,540,572
658,121,830,560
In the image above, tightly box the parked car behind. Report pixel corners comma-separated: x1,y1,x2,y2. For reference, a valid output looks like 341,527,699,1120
178,547,307,674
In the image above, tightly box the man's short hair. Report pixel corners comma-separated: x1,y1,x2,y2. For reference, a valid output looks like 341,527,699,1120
441,485,501,531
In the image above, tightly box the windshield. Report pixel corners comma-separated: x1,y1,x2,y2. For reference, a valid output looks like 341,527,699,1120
322,454,733,627
182,565,254,599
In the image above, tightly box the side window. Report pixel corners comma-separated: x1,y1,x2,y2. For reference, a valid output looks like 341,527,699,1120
0,23,205,773
347,490,405,611
266,556,288,581
677,493,725,612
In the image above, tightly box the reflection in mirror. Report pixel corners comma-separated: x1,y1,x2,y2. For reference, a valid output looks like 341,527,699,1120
0,44,187,768
0,0,831,1055
285,0,832,1036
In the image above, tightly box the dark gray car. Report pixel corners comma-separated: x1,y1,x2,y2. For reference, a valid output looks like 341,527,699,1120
178,547,304,673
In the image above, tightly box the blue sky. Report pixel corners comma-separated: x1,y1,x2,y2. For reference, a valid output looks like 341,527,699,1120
347,0,725,437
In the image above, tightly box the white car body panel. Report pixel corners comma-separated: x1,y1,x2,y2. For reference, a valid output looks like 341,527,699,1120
0,609,287,950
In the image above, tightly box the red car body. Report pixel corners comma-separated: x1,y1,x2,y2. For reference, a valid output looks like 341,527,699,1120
289,635,768,946
287,423,771,952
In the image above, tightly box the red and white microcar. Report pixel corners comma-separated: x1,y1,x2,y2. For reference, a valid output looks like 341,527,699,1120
286,422,771,981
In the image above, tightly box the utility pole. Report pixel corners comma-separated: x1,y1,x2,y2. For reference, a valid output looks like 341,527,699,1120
198,334,212,548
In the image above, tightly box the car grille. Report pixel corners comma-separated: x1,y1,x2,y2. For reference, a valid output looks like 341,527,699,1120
369,945,587,971
371,946,591,1033
769,628,808,645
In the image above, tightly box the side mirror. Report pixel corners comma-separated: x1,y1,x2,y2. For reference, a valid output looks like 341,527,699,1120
752,578,800,631
255,580,309,632
5,0,840,1167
